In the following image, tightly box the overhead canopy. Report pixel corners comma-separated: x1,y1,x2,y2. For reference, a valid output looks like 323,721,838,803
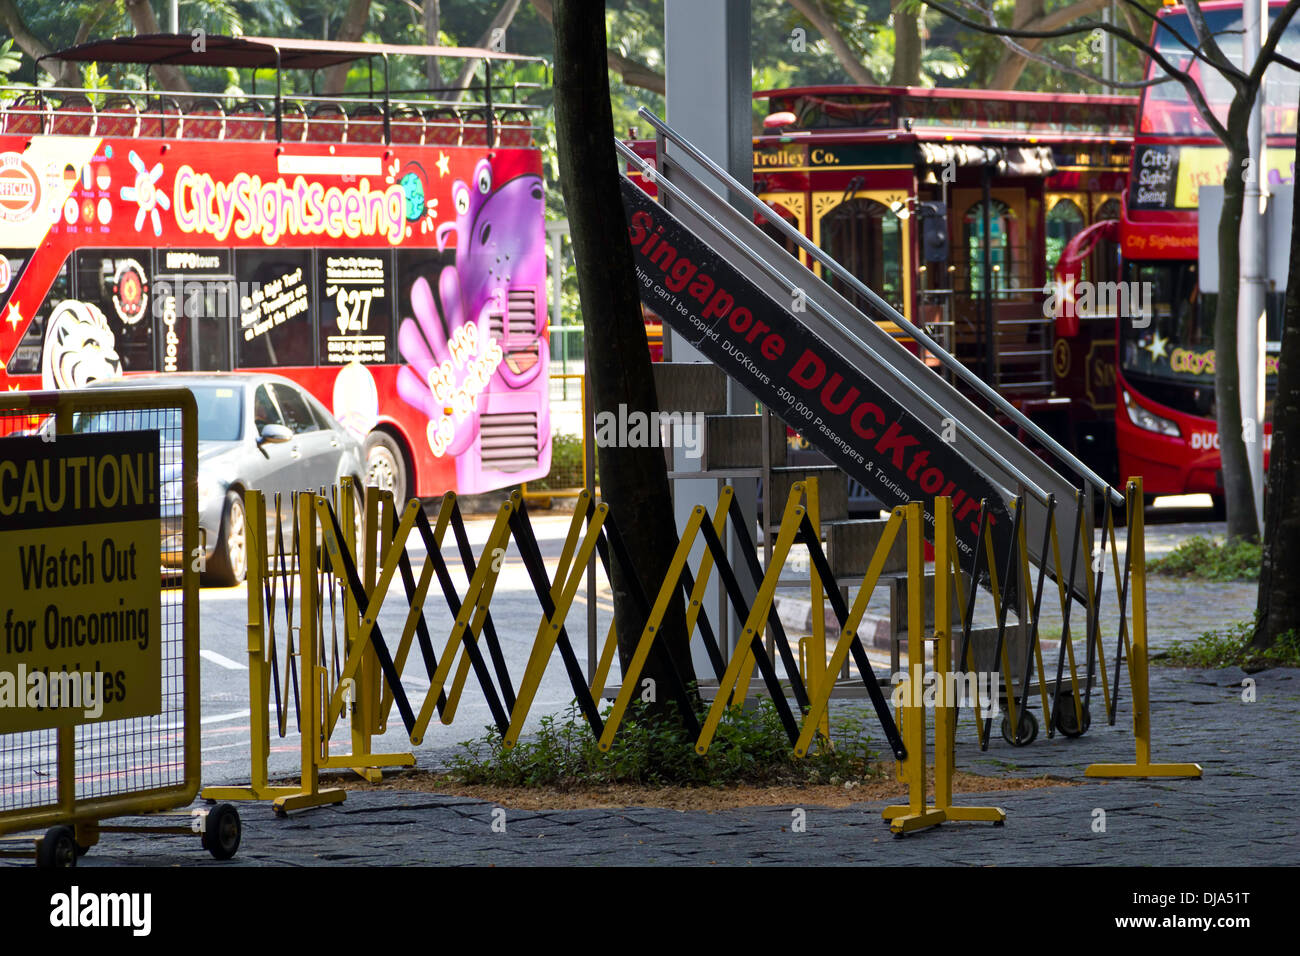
918,142,1057,178
39,33,546,71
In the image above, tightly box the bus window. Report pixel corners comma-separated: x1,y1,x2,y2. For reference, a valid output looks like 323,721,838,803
0,249,31,316
73,249,155,374
4,253,67,377
1046,199,1085,277
818,198,903,315
317,250,394,366
236,250,314,368
964,199,1015,295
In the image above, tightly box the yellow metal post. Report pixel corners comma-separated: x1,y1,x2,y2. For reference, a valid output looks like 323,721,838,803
883,498,1004,833
269,493,345,814
1086,478,1202,779
201,490,304,803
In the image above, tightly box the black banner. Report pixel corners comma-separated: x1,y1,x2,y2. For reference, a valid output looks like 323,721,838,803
1128,143,1179,210
620,177,1013,575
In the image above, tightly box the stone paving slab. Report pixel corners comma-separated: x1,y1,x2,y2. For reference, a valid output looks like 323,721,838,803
8,665,1290,867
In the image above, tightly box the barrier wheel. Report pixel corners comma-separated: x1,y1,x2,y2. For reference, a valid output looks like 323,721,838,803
202,804,242,861
1054,701,1092,738
37,826,77,868
1000,709,1038,746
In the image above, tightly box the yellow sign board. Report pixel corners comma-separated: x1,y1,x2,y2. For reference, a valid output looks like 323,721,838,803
0,431,161,732
1174,146,1297,208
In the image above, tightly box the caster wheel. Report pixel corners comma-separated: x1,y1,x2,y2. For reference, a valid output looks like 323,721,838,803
1000,709,1039,746
202,804,242,861
1054,699,1092,738
37,826,77,868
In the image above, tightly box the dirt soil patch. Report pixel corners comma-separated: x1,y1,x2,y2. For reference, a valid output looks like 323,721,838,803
288,766,1074,811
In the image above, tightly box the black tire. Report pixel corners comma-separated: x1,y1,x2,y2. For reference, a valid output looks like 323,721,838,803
1000,708,1039,746
364,431,409,506
205,492,248,587
202,804,242,861
37,826,77,868
1054,699,1092,738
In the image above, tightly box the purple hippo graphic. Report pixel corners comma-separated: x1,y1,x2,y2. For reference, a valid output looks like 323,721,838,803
396,158,550,491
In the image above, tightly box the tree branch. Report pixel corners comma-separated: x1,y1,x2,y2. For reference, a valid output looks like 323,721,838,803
787,0,877,86
530,0,666,95
454,0,523,97
933,0,1229,141
1250,0,1300,86
124,0,191,92
0,0,77,84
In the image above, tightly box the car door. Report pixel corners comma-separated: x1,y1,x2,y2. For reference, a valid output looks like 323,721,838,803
250,383,301,541
271,382,342,493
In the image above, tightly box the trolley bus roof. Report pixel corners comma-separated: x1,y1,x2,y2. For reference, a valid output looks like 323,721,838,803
38,33,547,70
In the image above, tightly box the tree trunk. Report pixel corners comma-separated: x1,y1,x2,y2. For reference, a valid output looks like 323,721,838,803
323,0,373,95
0,0,79,85
787,0,876,85
1214,114,1259,541
531,0,666,95
124,0,190,92
1252,114,1300,650
453,0,523,97
425,0,441,91
890,1,922,87
552,1,697,712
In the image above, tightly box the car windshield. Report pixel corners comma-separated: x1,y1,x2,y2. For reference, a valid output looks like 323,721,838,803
72,384,244,441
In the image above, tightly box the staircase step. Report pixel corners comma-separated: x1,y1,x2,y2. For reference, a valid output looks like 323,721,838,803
703,413,786,470
652,362,728,414
824,517,906,578
769,465,847,521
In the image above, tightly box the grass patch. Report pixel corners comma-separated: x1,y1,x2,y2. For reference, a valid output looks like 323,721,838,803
1158,618,1300,671
447,698,880,790
1148,535,1261,581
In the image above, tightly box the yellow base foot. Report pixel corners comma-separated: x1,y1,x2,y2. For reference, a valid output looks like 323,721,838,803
271,788,347,815
885,808,949,834
1085,762,1203,779
200,785,304,802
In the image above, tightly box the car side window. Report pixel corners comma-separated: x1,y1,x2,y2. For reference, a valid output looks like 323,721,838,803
272,384,319,435
254,385,283,434
307,397,336,432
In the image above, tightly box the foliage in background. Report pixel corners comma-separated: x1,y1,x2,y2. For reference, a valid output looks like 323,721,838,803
1159,617,1300,671
449,698,879,788
526,431,589,490
1148,535,1262,582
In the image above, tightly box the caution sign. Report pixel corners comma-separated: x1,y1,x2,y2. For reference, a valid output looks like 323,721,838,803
0,431,162,732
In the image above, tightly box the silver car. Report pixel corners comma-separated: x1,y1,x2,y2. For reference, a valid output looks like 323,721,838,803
76,373,365,586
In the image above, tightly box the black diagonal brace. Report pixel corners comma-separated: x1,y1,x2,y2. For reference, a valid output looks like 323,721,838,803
507,498,606,737
796,512,906,761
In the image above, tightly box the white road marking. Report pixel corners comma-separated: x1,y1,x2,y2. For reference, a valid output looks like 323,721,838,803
200,649,248,670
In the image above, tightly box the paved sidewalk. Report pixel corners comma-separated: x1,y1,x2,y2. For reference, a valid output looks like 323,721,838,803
46,665,1300,867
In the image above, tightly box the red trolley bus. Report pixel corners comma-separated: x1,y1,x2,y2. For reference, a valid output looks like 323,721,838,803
1118,1,1297,499
0,34,551,505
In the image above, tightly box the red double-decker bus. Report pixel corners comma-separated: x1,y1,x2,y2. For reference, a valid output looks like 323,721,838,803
0,34,551,505
1118,1,1298,501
